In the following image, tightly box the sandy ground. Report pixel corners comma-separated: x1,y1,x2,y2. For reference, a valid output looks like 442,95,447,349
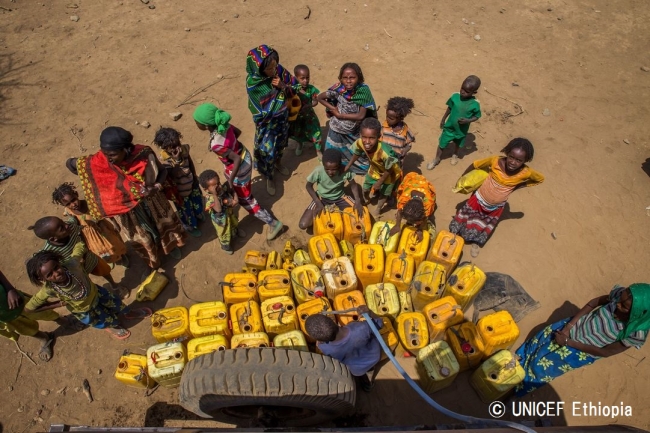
1,0,650,431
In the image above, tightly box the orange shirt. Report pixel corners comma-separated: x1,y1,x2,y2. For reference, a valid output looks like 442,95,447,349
396,172,436,216
474,156,544,205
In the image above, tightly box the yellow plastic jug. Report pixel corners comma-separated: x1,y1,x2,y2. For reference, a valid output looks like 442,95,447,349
231,332,270,348
282,240,296,261
383,252,416,292
354,244,385,289
187,335,230,361
445,322,486,372
293,249,312,266
397,226,431,267
273,330,309,352
416,341,460,394
282,258,296,273
477,311,520,358
364,283,400,321
339,239,355,263
398,291,414,314
257,270,292,301
378,317,399,360
322,257,358,299
151,306,193,343
308,233,341,268
423,296,464,342
114,353,156,389
189,301,231,338
427,230,465,276
341,206,372,245
135,271,169,302
261,296,299,337
265,251,282,270
146,341,187,388
229,300,263,335
297,298,332,340
333,291,366,326
470,350,525,403
313,206,344,241
395,312,429,356
443,263,486,310
243,250,268,275
291,264,324,304
410,261,447,311
222,273,259,305
369,220,400,254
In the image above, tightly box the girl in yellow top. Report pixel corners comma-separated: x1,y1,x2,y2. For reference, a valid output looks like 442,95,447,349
449,138,544,256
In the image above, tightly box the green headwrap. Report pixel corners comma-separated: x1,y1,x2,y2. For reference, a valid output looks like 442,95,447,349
193,103,232,136
619,283,650,339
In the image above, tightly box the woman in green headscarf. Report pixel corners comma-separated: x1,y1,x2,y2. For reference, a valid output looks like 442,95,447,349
515,283,650,396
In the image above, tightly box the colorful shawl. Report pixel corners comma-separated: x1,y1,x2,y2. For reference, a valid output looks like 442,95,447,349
328,82,377,111
623,283,650,339
193,103,232,136
77,145,152,219
245,45,297,124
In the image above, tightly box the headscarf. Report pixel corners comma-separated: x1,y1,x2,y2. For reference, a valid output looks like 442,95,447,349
99,126,134,151
620,283,650,339
328,82,377,111
193,103,232,136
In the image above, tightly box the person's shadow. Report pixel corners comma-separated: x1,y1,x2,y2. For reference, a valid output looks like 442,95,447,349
642,157,650,178
402,152,425,175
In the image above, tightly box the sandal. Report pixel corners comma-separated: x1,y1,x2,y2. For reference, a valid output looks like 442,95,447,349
106,327,131,340
471,244,480,258
451,155,460,166
426,158,441,170
38,332,55,362
123,307,153,320
267,220,284,240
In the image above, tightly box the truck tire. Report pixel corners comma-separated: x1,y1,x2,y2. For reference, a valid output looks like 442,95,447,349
179,348,357,427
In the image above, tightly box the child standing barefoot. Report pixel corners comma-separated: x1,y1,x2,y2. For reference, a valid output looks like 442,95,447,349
198,170,243,255
382,97,416,167
427,75,482,169
289,64,321,157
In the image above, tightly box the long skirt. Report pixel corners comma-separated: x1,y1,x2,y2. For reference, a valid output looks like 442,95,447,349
324,129,367,175
515,318,597,397
289,109,322,148
177,187,204,230
253,112,290,180
210,208,239,249
75,286,129,329
449,191,505,246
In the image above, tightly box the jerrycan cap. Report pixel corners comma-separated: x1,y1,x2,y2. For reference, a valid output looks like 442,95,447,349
461,342,473,353
440,367,451,377
314,289,324,298
272,302,283,310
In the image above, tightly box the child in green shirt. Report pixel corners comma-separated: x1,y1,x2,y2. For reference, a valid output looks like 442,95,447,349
289,64,322,157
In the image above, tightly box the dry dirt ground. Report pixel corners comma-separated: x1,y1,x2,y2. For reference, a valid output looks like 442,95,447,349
1,0,650,431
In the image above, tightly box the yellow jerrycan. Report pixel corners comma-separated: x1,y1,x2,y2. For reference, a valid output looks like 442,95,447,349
257,269,292,301
398,291,414,315
146,341,187,388
354,243,385,289
364,283,400,321
297,297,332,341
282,240,296,261
313,206,344,240
293,249,312,266
291,264,325,304
189,301,231,338
378,317,399,360
187,335,230,361
231,332,270,348
135,270,169,302
308,233,341,268
273,329,309,352
282,258,296,273
339,240,355,263
260,296,299,338
470,350,526,403
410,261,447,311
397,226,431,267
427,230,465,275
229,300,263,335
443,262,486,311
243,250,268,275
383,252,416,292
222,272,259,305
395,312,429,357
114,353,156,389
369,220,400,254
333,290,366,326
151,306,193,343
445,321,486,371
322,257,358,299
423,296,464,342
342,206,372,245
265,251,282,270
477,311,520,359
416,341,460,394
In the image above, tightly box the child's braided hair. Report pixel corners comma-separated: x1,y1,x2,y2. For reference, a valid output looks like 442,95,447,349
51,182,77,206
26,251,63,286
386,96,415,118
402,199,426,224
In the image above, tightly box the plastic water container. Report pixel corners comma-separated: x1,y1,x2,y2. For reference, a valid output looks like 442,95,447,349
423,296,464,342
445,322,486,372
135,271,169,302
443,263,486,310
308,233,341,268
411,261,447,311
151,307,192,343
378,317,399,360
364,283,400,321
261,296,299,337
477,311,520,358
470,350,526,403
339,240,355,264
333,290,366,326
427,230,465,276
189,301,231,338
257,270,292,301
266,251,282,270
282,240,296,261
282,259,295,273
395,312,429,356
369,220,400,254
187,335,230,361
297,298,332,340
342,206,372,245
398,291,414,315
114,353,156,389
231,332,270,348
397,226,431,267
146,341,187,388
322,257,358,299
383,252,415,292
273,330,309,352
243,250,268,275
291,264,324,304
222,273,259,305
313,207,344,240
354,244,385,289
229,300,263,335
416,341,460,394
293,249,312,266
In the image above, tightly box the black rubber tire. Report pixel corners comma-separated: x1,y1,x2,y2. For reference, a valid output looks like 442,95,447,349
178,348,357,427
